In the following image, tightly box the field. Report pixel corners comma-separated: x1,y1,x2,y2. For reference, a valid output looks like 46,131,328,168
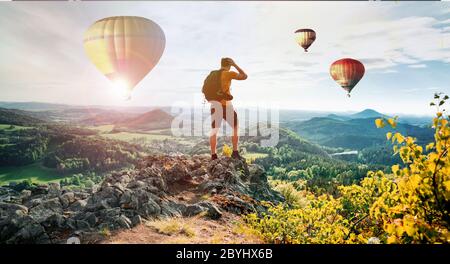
243,152,269,163
86,125,115,133
0,163,70,185
0,124,33,131
100,131,175,142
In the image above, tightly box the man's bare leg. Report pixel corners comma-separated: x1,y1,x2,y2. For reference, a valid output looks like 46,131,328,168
210,130,218,155
232,124,239,151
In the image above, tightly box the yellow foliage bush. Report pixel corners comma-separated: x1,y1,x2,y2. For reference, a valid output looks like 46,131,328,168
246,93,450,244
222,144,233,157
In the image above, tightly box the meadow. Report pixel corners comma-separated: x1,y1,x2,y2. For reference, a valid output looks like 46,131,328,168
0,163,70,185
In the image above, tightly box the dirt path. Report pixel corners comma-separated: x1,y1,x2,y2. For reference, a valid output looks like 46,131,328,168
99,213,263,244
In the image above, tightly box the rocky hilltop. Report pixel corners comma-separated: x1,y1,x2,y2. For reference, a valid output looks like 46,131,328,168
0,155,283,244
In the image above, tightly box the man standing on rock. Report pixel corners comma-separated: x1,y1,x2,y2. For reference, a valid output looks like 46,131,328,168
202,58,247,160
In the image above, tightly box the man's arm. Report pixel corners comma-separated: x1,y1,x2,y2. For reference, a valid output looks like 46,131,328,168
230,60,247,80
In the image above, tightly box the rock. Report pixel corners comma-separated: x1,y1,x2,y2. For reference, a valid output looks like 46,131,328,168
112,183,126,194
131,215,142,226
198,201,222,220
368,237,381,244
163,163,192,183
2,214,50,244
159,200,183,218
41,214,66,229
76,220,90,230
0,187,21,203
119,189,139,210
48,183,61,197
69,199,87,211
28,198,63,223
184,204,207,217
85,190,119,211
0,155,283,244
25,197,43,208
0,202,28,216
113,215,132,229
127,180,146,189
84,213,97,227
20,190,32,200
31,185,48,196
59,192,76,208
137,199,161,218
198,181,225,194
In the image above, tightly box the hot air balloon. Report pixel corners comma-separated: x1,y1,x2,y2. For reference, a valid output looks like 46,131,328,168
330,58,365,97
294,29,316,52
83,16,165,99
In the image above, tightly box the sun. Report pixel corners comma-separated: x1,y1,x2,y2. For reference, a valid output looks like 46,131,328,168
111,79,131,100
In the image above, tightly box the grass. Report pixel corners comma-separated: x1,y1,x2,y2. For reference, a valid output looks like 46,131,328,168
87,125,197,146
0,124,33,131
146,218,196,237
101,132,174,142
99,227,111,237
87,125,115,133
243,152,269,160
243,152,269,163
0,163,71,185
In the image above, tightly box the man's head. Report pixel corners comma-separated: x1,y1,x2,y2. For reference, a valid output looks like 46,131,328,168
221,57,233,70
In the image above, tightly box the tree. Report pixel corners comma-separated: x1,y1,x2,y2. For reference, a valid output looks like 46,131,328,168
247,93,450,244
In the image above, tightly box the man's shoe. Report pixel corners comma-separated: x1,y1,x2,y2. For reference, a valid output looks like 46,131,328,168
211,153,218,160
231,151,242,160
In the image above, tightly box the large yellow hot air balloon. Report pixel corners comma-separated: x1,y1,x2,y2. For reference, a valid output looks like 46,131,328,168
295,29,316,52
83,16,165,99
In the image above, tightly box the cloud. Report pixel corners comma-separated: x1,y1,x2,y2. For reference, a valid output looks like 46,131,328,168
0,1,448,115
408,64,427,68
437,19,450,25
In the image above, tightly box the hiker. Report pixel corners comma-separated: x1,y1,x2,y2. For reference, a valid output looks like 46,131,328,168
202,58,247,160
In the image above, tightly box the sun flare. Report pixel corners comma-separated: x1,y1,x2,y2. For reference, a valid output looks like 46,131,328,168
112,79,131,100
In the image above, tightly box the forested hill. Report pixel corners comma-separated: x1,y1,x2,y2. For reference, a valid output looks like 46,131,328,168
285,116,433,149
0,108,45,126
190,126,330,158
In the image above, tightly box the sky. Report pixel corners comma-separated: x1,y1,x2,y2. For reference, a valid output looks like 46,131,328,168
0,1,449,116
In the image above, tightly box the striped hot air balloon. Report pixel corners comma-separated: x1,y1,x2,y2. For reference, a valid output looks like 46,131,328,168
83,16,165,99
294,29,316,52
330,58,365,97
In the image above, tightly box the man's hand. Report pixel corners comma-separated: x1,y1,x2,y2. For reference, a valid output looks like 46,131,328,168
232,61,247,80
224,57,235,66
223,57,247,80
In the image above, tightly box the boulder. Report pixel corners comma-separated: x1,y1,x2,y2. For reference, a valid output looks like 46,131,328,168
28,198,63,223
59,192,76,208
48,182,61,197
137,199,161,218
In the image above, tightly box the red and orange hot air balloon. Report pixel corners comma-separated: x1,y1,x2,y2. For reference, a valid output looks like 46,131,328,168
295,29,316,52
330,58,365,97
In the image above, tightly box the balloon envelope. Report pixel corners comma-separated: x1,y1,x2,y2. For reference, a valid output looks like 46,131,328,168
83,16,165,94
295,29,316,52
330,58,365,96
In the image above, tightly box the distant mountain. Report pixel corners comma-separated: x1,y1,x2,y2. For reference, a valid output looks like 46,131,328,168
325,109,431,127
79,111,140,126
348,109,387,119
326,114,351,121
285,116,433,150
0,101,75,111
327,109,386,121
0,108,45,126
114,109,174,131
